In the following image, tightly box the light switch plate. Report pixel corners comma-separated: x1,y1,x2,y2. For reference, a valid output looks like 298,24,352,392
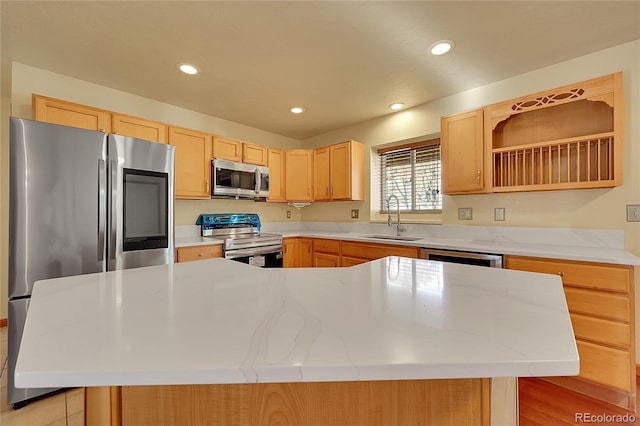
627,205,640,222
351,209,359,219
458,207,473,220
494,207,505,221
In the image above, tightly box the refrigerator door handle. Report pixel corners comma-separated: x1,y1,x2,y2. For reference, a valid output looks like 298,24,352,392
110,160,118,261
97,159,106,261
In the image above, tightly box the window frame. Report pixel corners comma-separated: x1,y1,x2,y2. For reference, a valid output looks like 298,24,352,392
378,139,442,214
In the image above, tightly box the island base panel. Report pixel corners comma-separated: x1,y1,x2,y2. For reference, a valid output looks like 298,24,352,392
93,379,495,426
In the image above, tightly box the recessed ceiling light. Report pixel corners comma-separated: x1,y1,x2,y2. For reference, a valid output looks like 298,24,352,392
290,107,304,114
389,102,405,111
178,63,199,75
429,40,455,56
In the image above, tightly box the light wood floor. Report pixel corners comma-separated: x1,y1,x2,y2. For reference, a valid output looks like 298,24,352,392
0,326,85,425
1,325,638,425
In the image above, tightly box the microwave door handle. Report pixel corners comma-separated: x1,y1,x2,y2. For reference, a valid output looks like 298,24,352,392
255,168,260,193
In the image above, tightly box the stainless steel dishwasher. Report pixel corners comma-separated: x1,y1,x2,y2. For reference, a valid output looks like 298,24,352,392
419,248,503,268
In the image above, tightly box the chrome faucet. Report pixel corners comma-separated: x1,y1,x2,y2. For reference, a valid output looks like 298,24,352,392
386,195,406,236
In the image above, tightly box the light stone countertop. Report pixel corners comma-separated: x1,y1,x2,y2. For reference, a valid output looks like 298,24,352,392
175,230,640,265
16,257,579,388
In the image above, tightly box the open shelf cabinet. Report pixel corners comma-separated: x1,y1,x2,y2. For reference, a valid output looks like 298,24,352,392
485,73,625,192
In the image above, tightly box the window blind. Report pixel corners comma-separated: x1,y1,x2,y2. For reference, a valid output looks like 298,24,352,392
380,144,441,211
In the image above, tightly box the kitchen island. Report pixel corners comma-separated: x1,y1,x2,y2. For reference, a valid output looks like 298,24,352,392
15,257,579,425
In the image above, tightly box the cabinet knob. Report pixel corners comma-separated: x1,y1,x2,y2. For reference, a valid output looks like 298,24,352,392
199,253,205,257
556,271,564,277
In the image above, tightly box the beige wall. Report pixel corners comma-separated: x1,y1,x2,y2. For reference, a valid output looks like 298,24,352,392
9,62,304,226
0,63,305,320
2,40,639,363
302,40,640,360
301,40,640,254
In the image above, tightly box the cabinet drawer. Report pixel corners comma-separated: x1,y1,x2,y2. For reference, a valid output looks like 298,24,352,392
570,313,630,348
176,245,222,263
312,239,341,255
564,287,629,322
341,256,369,267
341,241,418,260
576,340,632,391
505,256,630,293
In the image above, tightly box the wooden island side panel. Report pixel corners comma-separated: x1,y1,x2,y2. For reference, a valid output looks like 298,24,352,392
117,379,489,426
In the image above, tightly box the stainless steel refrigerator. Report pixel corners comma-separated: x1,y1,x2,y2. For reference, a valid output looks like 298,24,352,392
8,117,175,408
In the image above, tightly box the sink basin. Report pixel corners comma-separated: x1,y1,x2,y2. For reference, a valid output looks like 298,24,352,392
364,234,424,242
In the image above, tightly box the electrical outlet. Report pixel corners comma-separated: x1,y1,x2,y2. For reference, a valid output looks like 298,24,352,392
351,209,359,219
627,205,640,222
494,207,505,221
286,210,291,219
458,207,473,220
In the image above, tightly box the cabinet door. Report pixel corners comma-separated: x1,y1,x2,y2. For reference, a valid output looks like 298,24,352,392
313,147,331,201
313,252,340,268
267,149,285,202
32,94,111,132
169,126,212,199
298,238,313,267
112,113,167,143
243,142,268,166
283,238,299,268
441,109,484,193
330,141,363,200
213,136,242,162
285,150,313,201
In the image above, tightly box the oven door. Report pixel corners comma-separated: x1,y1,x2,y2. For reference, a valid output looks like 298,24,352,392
225,246,283,268
212,159,259,198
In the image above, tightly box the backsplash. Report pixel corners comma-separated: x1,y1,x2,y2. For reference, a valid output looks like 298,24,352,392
178,222,624,250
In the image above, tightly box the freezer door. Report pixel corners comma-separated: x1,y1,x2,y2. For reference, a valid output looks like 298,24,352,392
108,135,174,270
8,298,59,405
9,118,108,298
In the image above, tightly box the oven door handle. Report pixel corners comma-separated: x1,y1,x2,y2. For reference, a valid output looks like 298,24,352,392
225,245,283,259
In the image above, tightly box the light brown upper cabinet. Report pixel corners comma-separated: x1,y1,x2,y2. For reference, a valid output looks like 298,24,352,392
267,148,285,202
441,108,486,194
242,142,268,166
313,141,365,201
285,150,313,201
169,126,212,199
32,94,111,132
486,72,624,192
212,136,242,162
112,113,167,143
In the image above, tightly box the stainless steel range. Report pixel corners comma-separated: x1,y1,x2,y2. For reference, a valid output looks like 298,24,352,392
196,214,283,267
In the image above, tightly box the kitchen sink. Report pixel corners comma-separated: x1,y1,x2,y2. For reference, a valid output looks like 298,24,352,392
363,234,424,242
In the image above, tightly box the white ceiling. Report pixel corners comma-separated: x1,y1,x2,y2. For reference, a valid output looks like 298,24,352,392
2,1,639,140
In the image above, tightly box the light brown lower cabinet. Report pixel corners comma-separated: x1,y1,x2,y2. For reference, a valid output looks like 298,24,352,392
282,237,313,268
88,378,501,426
505,255,636,410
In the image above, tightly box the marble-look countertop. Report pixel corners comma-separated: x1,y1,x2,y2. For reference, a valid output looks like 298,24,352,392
16,257,579,388
175,230,639,265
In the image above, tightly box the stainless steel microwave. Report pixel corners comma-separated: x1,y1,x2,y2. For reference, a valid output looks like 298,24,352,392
211,159,270,198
